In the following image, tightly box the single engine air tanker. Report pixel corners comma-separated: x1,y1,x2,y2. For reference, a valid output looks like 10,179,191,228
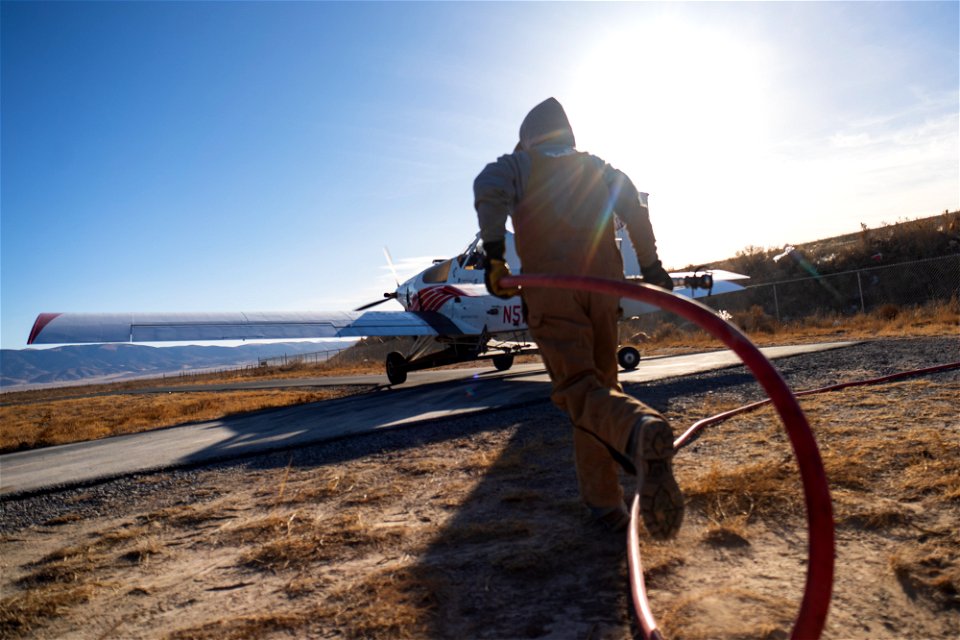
28,229,747,385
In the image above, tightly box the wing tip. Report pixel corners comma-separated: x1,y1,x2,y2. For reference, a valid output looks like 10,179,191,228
27,313,62,345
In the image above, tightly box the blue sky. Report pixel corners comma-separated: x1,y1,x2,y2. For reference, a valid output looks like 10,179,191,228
2,1,957,350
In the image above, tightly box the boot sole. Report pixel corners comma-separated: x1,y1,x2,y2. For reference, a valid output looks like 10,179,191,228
636,418,684,539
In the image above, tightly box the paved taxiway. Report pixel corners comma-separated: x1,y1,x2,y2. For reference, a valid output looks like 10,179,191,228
1,342,855,496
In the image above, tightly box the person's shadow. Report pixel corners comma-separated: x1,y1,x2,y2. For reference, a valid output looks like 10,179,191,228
407,403,640,639
402,371,757,638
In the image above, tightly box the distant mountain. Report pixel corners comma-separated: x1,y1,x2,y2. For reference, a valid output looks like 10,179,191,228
0,341,356,389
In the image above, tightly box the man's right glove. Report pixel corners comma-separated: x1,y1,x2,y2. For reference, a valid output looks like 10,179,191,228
485,259,521,299
483,239,521,299
641,260,674,291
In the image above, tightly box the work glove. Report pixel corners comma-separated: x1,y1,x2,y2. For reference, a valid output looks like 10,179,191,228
485,259,521,299
483,239,521,299
641,260,674,291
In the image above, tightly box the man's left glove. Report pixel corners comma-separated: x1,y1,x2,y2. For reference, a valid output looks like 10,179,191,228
483,239,521,299
641,260,674,291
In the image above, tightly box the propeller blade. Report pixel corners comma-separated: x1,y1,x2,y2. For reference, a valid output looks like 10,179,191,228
383,246,400,287
354,293,398,312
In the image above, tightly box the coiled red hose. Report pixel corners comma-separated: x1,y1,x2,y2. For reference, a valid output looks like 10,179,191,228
501,274,834,640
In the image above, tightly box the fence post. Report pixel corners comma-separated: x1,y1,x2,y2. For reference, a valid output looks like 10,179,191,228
772,284,781,321
857,271,865,313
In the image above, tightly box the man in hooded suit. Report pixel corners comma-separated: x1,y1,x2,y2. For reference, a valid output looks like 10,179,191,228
474,97,683,538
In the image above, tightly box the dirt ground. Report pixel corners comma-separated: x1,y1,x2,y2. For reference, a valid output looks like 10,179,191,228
1,337,958,639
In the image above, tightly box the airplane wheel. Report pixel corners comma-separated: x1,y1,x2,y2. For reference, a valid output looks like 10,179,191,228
385,352,408,385
492,353,514,371
617,346,641,370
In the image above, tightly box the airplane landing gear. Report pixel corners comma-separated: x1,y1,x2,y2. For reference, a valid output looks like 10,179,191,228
617,346,640,370
492,353,514,371
385,352,408,385
383,338,533,385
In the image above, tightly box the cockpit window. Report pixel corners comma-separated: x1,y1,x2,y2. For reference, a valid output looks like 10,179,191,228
422,259,452,283
458,237,484,269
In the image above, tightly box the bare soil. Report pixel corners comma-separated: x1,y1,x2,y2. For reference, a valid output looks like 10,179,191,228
1,336,958,639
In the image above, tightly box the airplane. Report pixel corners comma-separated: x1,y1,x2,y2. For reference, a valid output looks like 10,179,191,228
27,228,748,385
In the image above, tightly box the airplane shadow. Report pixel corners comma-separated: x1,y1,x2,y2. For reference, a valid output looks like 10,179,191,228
176,374,555,469
175,368,757,475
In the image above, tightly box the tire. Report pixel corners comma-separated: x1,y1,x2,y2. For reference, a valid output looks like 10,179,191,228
617,346,641,370
385,352,408,385
492,353,514,371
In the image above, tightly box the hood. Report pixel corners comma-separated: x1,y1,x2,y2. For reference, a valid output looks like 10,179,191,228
518,97,576,151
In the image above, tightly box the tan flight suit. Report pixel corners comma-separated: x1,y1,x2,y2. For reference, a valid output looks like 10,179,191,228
475,97,668,512
513,150,665,510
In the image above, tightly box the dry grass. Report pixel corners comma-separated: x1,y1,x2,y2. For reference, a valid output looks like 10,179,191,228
312,567,440,640
683,380,959,520
164,613,308,640
660,588,796,640
684,460,803,523
701,518,751,548
0,522,153,635
799,382,960,503
0,388,355,453
889,546,960,610
3,372,958,637
1,323,958,637
674,378,960,623
3,359,382,405
628,297,958,354
631,369,960,639
231,510,403,571
0,585,95,637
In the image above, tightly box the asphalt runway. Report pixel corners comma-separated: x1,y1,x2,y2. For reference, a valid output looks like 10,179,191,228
0,342,855,497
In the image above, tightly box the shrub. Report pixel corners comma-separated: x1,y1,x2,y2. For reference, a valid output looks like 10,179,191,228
873,304,900,321
733,305,779,334
651,322,683,342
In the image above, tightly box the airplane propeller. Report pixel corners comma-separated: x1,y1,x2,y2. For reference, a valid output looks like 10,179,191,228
383,246,400,287
354,246,402,311
354,292,399,311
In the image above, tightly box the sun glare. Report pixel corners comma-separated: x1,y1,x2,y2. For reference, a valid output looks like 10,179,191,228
564,18,780,265
568,19,772,175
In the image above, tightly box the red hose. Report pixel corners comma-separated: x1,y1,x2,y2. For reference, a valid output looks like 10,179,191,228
676,361,960,451
627,493,664,639
501,274,834,640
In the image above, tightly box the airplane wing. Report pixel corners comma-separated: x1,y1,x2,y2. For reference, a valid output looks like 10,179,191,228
671,279,746,297
668,269,749,281
26,310,460,345
620,274,747,318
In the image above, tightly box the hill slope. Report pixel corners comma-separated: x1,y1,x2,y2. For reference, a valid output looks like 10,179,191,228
0,341,353,389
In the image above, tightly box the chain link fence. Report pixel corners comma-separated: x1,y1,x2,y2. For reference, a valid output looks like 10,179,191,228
155,346,350,382
717,254,960,321
622,254,959,337
256,347,347,368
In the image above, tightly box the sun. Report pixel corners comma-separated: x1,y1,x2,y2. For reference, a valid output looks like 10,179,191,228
567,18,772,175
563,17,779,265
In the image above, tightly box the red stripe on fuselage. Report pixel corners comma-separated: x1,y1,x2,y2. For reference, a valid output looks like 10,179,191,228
419,290,450,312
412,285,468,312
28,313,62,344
